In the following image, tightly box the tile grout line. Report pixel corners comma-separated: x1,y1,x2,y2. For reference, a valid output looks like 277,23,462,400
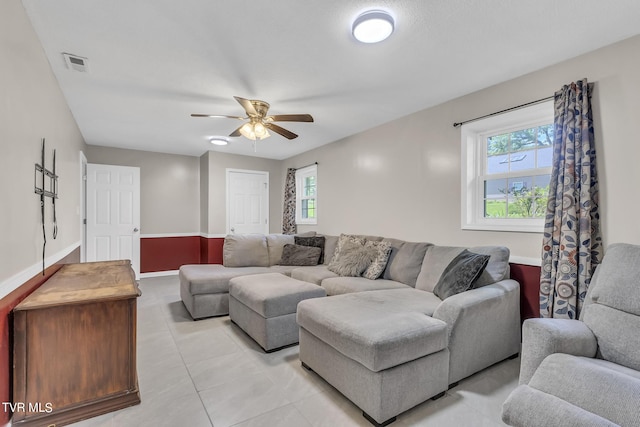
147,279,216,427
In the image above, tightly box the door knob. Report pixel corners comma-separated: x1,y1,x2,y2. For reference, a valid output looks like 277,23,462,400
133,227,139,232
231,227,235,233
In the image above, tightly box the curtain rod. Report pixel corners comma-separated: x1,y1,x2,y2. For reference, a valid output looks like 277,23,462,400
295,161,318,170
452,95,554,128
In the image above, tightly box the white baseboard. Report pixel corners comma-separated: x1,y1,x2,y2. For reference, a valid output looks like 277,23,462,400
509,255,541,267
200,233,227,239
0,242,81,300
140,232,200,238
139,233,227,239
140,270,179,279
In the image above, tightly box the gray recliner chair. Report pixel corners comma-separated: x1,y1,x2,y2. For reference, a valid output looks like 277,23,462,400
502,243,640,427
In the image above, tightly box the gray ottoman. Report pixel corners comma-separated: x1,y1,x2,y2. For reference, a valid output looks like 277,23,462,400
297,291,450,426
229,273,326,352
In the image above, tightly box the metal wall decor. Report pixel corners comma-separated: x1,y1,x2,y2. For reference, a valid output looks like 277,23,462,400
34,138,58,274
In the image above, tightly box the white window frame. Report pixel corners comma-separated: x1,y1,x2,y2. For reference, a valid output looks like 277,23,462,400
461,100,554,233
295,164,318,225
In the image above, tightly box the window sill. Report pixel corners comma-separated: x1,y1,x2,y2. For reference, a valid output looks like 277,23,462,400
509,255,541,266
462,223,543,233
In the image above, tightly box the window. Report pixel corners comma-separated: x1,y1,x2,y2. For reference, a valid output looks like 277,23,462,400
461,100,553,232
296,164,317,225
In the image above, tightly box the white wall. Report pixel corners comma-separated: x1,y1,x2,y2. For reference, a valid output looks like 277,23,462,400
284,35,640,261
200,152,209,233
86,145,201,235
204,151,283,235
1,0,86,287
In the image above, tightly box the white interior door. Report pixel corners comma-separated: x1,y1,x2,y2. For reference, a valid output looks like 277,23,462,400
86,164,141,278
227,169,269,235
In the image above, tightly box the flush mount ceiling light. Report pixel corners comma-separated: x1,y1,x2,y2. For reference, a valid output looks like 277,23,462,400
209,137,228,146
352,10,395,43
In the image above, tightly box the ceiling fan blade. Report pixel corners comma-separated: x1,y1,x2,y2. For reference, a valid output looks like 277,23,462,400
191,114,245,120
229,125,244,137
266,114,314,123
234,96,259,117
265,123,298,140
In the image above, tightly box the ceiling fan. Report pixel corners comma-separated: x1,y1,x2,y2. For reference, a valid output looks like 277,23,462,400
192,96,314,141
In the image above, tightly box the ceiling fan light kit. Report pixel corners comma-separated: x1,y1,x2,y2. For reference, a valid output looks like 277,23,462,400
240,121,270,140
352,10,395,43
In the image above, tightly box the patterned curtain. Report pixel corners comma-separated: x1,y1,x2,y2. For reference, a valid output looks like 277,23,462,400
540,79,602,319
282,168,297,234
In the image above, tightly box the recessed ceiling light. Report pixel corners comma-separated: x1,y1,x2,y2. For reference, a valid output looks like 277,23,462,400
209,137,228,146
352,10,395,43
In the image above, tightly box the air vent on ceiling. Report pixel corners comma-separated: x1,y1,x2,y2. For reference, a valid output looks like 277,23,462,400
62,53,88,72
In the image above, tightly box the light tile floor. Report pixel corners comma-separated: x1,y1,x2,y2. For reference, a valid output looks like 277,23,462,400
70,275,520,427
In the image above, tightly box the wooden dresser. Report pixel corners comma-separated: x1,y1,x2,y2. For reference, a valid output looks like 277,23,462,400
12,260,141,426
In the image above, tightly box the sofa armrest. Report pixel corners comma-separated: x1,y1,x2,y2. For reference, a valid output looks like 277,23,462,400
518,318,597,385
432,279,521,384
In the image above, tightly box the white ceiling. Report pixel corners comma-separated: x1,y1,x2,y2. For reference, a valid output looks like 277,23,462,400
21,0,640,160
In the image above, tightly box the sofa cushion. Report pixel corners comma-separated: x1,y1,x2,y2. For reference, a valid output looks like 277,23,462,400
267,265,297,276
297,290,448,372
322,235,339,265
433,250,491,300
328,241,377,276
291,265,338,285
381,238,431,287
179,264,271,295
321,277,411,296
469,246,510,287
416,245,510,292
295,235,326,264
362,240,393,280
265,234,295,266
588,243,640,317
280,244,322,266
223,234,269,267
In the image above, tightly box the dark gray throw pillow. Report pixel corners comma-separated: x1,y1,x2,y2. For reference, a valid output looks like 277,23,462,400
433,249,491,300
295,236,326,264
279,244,322,266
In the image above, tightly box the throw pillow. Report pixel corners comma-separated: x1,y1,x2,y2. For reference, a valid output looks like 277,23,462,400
328,241,377,277
433,249,491,300
295,236,326,264
279,244,322,266
362,240,393,280
329,234,367,263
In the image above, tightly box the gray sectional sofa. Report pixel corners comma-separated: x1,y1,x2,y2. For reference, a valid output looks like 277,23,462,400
179,232,521,426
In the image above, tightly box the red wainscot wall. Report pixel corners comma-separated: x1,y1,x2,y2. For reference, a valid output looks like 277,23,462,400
199,236,224,265
140,236,224,273
510,263,541,321
0,248,80,426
